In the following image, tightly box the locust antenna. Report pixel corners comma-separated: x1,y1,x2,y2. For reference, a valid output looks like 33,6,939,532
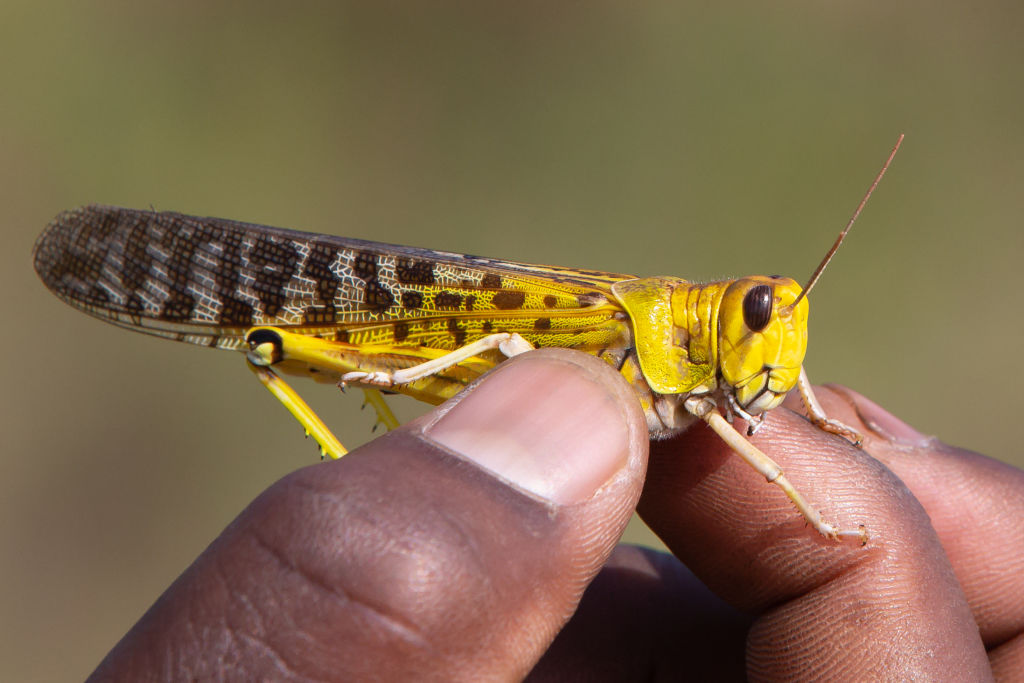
792,133,904,307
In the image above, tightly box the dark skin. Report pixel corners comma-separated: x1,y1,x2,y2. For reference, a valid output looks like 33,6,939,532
89,349,1023,681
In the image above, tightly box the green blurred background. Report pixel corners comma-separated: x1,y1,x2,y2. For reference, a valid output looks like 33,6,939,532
2,2,1022,679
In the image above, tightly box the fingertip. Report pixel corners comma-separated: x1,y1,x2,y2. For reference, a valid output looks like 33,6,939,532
640,404,993,680
424,348,649,505
279,349,652,678
796,385,936,449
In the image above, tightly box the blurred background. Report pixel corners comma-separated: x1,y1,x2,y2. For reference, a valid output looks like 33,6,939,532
2,2,1022,679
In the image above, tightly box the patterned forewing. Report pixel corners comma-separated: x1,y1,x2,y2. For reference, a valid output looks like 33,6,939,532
33,206,634,356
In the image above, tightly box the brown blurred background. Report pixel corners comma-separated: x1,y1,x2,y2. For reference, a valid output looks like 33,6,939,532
2,2,1022,679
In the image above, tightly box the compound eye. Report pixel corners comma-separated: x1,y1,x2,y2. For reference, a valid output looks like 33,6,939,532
742,284,774,332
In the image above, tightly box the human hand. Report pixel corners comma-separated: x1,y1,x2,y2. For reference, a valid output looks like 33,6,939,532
88,350,1022,681
536,383,1024,681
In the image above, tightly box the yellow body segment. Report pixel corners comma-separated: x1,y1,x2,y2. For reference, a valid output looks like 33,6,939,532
611,275,810,422
610,277,717,395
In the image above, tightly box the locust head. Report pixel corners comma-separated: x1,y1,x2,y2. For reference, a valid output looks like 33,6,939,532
717,135,904,418
717,276,808,415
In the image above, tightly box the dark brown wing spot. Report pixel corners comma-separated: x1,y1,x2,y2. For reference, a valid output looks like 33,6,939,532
396,258,436,285
212,230,249,324
402,291,424,309
352,251,393,312
163,290,195,322
353,251,378,280
363,281,394,312
534,317,551,331
492,291,526,310
334,329,350,343
464,295,476,311
481,273,501,288
393,321,409,342
121,219,154,296
447,318,466,347
120,213,205,321
247,237,301,318
220,297,255,326
435,291,463,309
482,321,493,333
543,295,557,308
306,243,340,306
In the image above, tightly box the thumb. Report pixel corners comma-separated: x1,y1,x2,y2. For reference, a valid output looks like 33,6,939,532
90,348,648,681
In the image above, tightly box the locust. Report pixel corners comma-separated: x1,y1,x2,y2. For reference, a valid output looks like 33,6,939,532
32,137,902,543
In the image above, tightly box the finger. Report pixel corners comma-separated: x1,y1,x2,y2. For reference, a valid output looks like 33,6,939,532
795,385,1024,672
637,404,992,680
528,544,750,682
89,349,648,682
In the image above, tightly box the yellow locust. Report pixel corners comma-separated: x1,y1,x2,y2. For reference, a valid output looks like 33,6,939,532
32,137,902,543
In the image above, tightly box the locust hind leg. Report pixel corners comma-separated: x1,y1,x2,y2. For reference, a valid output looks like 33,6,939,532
684,396,867,543
248,361,347,459
341,332,534,387
796,367,863,446
246,327,531,455
246,326,524,456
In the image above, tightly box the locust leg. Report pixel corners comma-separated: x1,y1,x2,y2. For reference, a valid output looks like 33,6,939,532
248,361,347,459
246,329,407,457
684,396,867,543
245,327,521,454
796,367,863,446
341,333,534,386
361,388,400,431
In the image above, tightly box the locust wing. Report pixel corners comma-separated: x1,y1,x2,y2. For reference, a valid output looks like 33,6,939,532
34,205,634,354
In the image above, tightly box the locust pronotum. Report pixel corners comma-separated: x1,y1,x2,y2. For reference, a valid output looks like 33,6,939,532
33,136,903,543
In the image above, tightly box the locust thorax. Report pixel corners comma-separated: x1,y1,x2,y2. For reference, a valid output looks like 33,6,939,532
717,276,808,415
